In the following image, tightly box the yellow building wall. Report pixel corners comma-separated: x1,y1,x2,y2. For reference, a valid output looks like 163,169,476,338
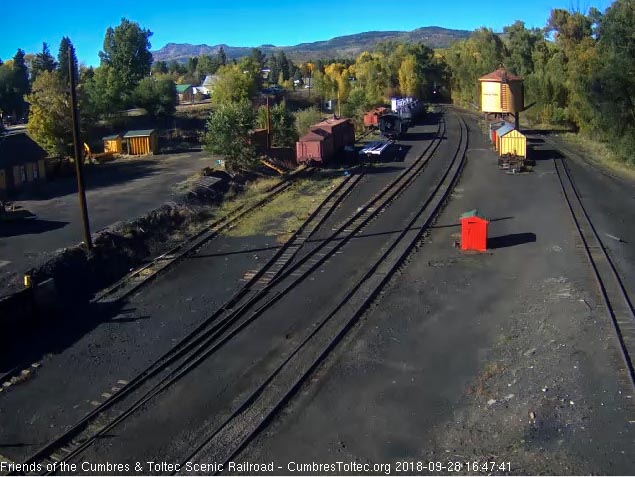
128,137,149,155
481,81,524,113
481,81,502,112
499,130,527,157
104,138,122,153
26,163,34,182
38,160,46,179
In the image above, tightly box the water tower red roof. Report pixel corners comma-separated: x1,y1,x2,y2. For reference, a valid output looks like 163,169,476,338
479,68,523,82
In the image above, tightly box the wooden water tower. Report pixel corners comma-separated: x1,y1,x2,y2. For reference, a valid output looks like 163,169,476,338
479,67,524,129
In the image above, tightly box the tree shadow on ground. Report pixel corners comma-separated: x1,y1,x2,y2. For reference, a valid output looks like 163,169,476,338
530,148,564,162
13,160,161,201
0,299,143,375
488,232,536,249
0,219,69,238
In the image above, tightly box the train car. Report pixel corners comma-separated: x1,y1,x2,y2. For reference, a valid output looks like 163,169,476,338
391,97,425,128
296,129,333,165
314,118,355,153
379,114,406,139
363,107,389,129
295,117,355,165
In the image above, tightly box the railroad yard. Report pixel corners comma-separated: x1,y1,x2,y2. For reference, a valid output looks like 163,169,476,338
1,106,634,476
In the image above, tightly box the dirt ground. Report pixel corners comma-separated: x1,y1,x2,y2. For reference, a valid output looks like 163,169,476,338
0,151,212,294
236,114,635,475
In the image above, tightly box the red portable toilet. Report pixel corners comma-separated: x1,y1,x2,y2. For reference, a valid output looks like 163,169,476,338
460,210,489,252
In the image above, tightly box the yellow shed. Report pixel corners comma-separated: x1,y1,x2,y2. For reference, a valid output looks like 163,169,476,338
479,68,524,114
123,129,159,155
498,127,527,158
103,134,123,154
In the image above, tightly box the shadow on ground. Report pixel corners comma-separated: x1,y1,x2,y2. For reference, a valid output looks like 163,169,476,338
488,232,536,249
0,299,136,375
13,160,162,201
0,219,69,238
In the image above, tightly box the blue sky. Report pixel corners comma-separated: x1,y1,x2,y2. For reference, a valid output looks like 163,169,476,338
1,0,609,66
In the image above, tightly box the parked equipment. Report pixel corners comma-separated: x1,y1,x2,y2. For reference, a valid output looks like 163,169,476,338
363,107,388,130
379,114,405,139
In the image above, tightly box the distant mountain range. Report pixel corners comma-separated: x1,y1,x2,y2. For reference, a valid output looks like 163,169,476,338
151,26,471,63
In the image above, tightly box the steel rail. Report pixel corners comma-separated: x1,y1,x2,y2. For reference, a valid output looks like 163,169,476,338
553,156,635,390
178,113,469,472
11,170,358,475
17,115,445,474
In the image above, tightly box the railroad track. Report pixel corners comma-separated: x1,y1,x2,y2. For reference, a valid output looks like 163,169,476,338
553,155,635,390
177,112,469,472
5,170,359,475
92,167,315,304
11,114,448,474
0,168,315,395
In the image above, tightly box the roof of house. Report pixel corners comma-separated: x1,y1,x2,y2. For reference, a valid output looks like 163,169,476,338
102,134,121,141
202,75,219,87
175,84,193,93
479,68,523,82
123,129,155,138
0,133,48,169
496,123,516,137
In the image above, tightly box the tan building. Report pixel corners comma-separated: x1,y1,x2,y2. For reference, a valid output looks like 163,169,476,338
0,133,47,197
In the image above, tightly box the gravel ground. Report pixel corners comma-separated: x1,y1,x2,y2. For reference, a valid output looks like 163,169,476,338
540,135,635,306
0,151,211,290
0,120,438,465
235,113,635,475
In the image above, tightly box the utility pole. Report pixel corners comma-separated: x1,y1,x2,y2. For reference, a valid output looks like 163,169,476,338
266,96,271,150
69,48,92,251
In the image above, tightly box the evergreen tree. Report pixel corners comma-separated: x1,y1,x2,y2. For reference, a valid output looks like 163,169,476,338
217,46,227,66
31,42,57,83
11,49,29,116
57,37,78,85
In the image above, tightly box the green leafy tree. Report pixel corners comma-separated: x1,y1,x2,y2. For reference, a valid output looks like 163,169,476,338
589,0,635,161
197,55,220,75
203,100,258,172
257,101,298,147
446,28,507,107
211,64,258,105
294,106,322,136
83,65,126,117
57,37,78,86
133,76,177,117
99,18,153,94
152,60,169,75
25,71,72,157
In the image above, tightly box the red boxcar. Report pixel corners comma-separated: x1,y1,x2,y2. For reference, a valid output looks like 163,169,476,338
363,107,388,129
296,117,355,165
296,129,333,165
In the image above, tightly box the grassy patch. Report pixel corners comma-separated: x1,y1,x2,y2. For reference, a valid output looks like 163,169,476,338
466,361,506,398
221,174,344,241
559,133,635,180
